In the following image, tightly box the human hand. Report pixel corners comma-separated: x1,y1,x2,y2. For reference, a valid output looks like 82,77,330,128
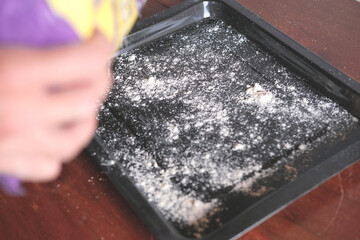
0,31,112,182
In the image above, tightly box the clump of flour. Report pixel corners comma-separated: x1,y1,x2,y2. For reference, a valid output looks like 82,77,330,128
245,83,274,104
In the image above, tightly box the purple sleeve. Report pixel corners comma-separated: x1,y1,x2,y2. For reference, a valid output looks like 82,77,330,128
0,0,79,47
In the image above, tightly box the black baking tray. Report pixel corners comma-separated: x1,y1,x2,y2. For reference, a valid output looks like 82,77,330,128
87,0,360,239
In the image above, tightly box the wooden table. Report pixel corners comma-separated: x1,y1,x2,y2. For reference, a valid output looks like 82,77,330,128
0,1,359,239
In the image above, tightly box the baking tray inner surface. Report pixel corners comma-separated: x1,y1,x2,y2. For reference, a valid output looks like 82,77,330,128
95,19,358,238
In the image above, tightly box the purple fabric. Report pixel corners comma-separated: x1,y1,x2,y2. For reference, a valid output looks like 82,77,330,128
0,0,79,47
0,176,24,196
136,0,147,13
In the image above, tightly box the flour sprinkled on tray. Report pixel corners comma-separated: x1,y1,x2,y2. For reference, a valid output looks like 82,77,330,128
94,19,357,238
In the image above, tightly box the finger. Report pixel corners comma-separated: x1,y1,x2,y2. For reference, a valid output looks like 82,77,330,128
0,30,112,92
0,132,57,160
0,113,97,162
34,30,112,89
39,71,110,126
0,155,62,182
44,114,98,161
0,69,110,131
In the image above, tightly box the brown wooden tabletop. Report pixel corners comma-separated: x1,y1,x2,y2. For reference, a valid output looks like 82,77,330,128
0,0,359,239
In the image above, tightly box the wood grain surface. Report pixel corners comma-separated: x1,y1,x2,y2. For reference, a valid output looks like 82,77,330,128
0,0,359,239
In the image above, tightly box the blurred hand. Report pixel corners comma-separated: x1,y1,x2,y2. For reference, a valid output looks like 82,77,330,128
0,31,112,182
